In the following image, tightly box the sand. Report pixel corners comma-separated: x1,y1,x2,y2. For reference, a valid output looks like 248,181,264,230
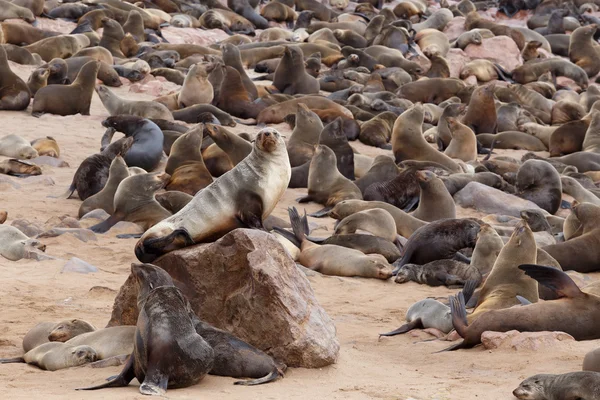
0,28,599,400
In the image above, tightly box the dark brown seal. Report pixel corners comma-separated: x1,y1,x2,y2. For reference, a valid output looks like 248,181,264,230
513,372,600,400
0,46,30,110
273,45,319,95
515,159,562,214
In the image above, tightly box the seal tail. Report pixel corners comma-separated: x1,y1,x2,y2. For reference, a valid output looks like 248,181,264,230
0,357,25,364
233,369,283,386
492,63,514,83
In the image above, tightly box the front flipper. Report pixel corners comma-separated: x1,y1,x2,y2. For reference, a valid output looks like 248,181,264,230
379,318,424,337
89,213,124,234
234,369,283,386
296,195,312,203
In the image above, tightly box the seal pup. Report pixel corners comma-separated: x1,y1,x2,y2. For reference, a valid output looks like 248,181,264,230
131,263,286,385
22,319,96,352
78,156,129,217
392,219,481,274
0,342,97,371
285,207,393,279
0,225,46,261
89,172,171,234
96,85,173,121
513,372,600,400
61,137,133,200
411,170,456,222
0,134,38,159
297,145,362,212
101,116,164,172
78,263,214,394
0,159,41,176
394,261,482,287
0,46,30,110
30,137,59,158
32,60,99,117
445,265,600,350
391,104,461,173
135,128,291,262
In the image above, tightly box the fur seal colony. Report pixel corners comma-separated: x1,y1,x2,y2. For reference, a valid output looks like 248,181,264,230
3,0,600,397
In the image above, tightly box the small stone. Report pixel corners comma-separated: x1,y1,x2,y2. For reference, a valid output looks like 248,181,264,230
62,257,98,274
481,330,575,351
11,219,43,237
80,209,110,221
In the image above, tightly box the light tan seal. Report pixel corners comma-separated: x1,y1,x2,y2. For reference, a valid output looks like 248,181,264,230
178,63,214,108
24,34,90,63
411,170,456,222
135,128,292,262
22,319,96,352
0,134,38,159
96,85,174,120
30,137,59,158
0,342,97,371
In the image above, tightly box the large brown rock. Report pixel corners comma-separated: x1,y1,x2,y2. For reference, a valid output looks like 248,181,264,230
464,36,522,71
107,228,339,368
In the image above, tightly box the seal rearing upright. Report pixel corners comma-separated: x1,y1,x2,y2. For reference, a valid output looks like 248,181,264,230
135,128,291,262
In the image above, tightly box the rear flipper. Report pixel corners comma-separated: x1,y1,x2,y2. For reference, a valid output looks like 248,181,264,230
48,183,76,199
77,354,135,390
453,252,471,263
493,63,514,83
233,369,283,386
379,318,423,337
116,233,143,239
0,357,25,364
308,206,332,217
296,196,312,204
402,196,419,213
272,227,301,248
436,292,469,352
462,279,479,305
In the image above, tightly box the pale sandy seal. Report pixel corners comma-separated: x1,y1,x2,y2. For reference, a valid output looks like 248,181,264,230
0,342,97,371
0,134,38,159
22,319,96,352
0,225,46,261
96,85,173,120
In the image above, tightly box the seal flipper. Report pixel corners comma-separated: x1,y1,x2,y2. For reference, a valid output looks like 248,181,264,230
309,207,332,217
462,279,479,304
288,207,310,243
453,252,471,263
234,369,283,386
116,233,143,239
379,318,424,337
236,190,266,230
0,357,25,364
77,351,136,390
296,195,312,203
89,213,125,234
272,227,301,247
516,295,532,305
518,264,583,298
436,292,469,352
402,196,419,212
492,63,514,83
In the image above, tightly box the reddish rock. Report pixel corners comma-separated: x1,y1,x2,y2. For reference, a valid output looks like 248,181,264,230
464,36,522,71
482,330,575,351
107,229,340,368
446,49,470,79
443,16,466,42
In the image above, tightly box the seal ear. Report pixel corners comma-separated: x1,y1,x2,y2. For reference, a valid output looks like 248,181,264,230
518,264,583,298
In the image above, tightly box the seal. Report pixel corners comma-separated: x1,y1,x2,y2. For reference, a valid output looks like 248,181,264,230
26,68,49,97
412,170,456,222
355,155,399,194
358,111,396,149
62,136,133,201
392,218,481,274
583,348,600,373
445,265,600,350
569,25,600,77
178,63,213,108
0,342,97,371
101,115,164,172
30,136,59,158
65,326,136,360
0,225,45,261
0,134,38,159
543,202,600,273
257,96,352,124
469,223,504,276
318,234,401,262
135,128,291,262
32,60,99,117
89,172,171,233
273,45,319,95
515,159,562,214
297,145,362,210
391,104,461,172
215,65,266,119
165,125,213,195
513,372,600,400
173,104,236,127
203,123,252,166
0,159,41,177
99,17,126,58
78,156,129,218
334,208,398,245
0,0,35,23
24,34,90,63
286,103,323,167
444,117,477,162
78,263,214,395
395,78,468,104
66,56,122,87
0,46,30,110
462,82,497,134
96,85,173,120
286,207,393,279
395,260,482,287
363,162,420,214
22,319,96,352
199,9,256,35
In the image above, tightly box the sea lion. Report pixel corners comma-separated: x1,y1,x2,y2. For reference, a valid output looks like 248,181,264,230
0,225,45,261
513,372,600,400
285,207,393,279
178,63,213,108
362,166,420,211
261,2,296,25
199,9,256,35
286,103,323,167
464,11,524,49
569,25,600,78
89,172,171,233
26,68,49,97
0,0,35,22
394,260,482,287
446,265,600,350
78,263,214,395
0,46,30,111
65,326,135,360
354,155,399,194
101,116,164,172
392,219,481,274
63,137,133,201
468,221,538,322
173,104,236,127
477,132,547,151
515,159,562,215
298,145,362,209
79,156,129,218
0,159,41,176
391,104,461,173
99,17,126,59
560,176,600,206
66,57,121,88
462,83,497,134
511,58,589,89
1,44,42,65
215,66,265,119
0,134,38,159
32,60,99,117
24,34,90,63
334,208,398,244
469,223,504,276
444,118,477,162
317,234,401,263
221,43,257,100
30,137,59,158
380,299,454,337
358,111,396,149
165,126,213,195
412,170,456,222
96,85,173,121
204,123,252,166
273,45,319,95
257,96,352,124
23,319,96,352
0,342,97,371
43,58,68,85
135,128,291,262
